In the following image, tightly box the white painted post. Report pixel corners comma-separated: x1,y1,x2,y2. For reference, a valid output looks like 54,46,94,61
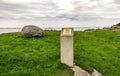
60,28,74,67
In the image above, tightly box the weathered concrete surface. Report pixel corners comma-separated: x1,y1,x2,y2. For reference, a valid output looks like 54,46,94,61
61,28,74,67
71,65,103,76
92,69,102,76
72,65,91,76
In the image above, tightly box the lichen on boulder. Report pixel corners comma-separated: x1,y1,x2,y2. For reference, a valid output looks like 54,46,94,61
21,25,44,38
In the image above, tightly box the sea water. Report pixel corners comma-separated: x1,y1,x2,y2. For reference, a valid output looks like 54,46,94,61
0,28,21,34
0,26,106,34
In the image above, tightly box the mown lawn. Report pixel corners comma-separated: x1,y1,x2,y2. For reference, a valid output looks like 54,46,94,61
0,30,120,76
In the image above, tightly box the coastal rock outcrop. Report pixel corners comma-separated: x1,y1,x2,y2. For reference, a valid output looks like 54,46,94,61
21,25,44,38
111,23,120,29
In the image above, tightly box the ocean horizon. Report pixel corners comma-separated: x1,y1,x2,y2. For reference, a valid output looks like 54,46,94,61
0,26,110,34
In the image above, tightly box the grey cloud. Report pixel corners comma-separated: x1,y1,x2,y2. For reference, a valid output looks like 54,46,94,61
0,2,30,18
0,0,120,22
0,2,30,14
0,1,59,20
114,0,120,4
52,12,104,22
72,0,120,19
0,2,25,9
0,0,5,3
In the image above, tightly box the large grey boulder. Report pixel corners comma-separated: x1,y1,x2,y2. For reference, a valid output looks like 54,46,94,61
21,25,44,38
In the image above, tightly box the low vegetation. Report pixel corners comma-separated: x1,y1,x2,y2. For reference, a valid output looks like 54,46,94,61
74,30,120,76
0,30,120,76
0,31,73,76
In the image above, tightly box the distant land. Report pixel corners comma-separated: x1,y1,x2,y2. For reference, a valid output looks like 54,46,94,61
0,26,110,30
0,26,110,34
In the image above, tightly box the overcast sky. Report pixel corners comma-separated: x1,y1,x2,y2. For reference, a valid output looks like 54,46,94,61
0,0,120,27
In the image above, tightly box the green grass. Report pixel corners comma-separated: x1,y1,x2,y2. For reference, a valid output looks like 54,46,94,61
0,31,73,76
74,30,120,76
0,30,120,76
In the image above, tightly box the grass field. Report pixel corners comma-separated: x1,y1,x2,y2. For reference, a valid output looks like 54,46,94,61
0,30,120,76
74,30,120,76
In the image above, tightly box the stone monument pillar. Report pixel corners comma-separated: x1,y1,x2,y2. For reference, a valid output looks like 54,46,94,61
60,28,74,67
